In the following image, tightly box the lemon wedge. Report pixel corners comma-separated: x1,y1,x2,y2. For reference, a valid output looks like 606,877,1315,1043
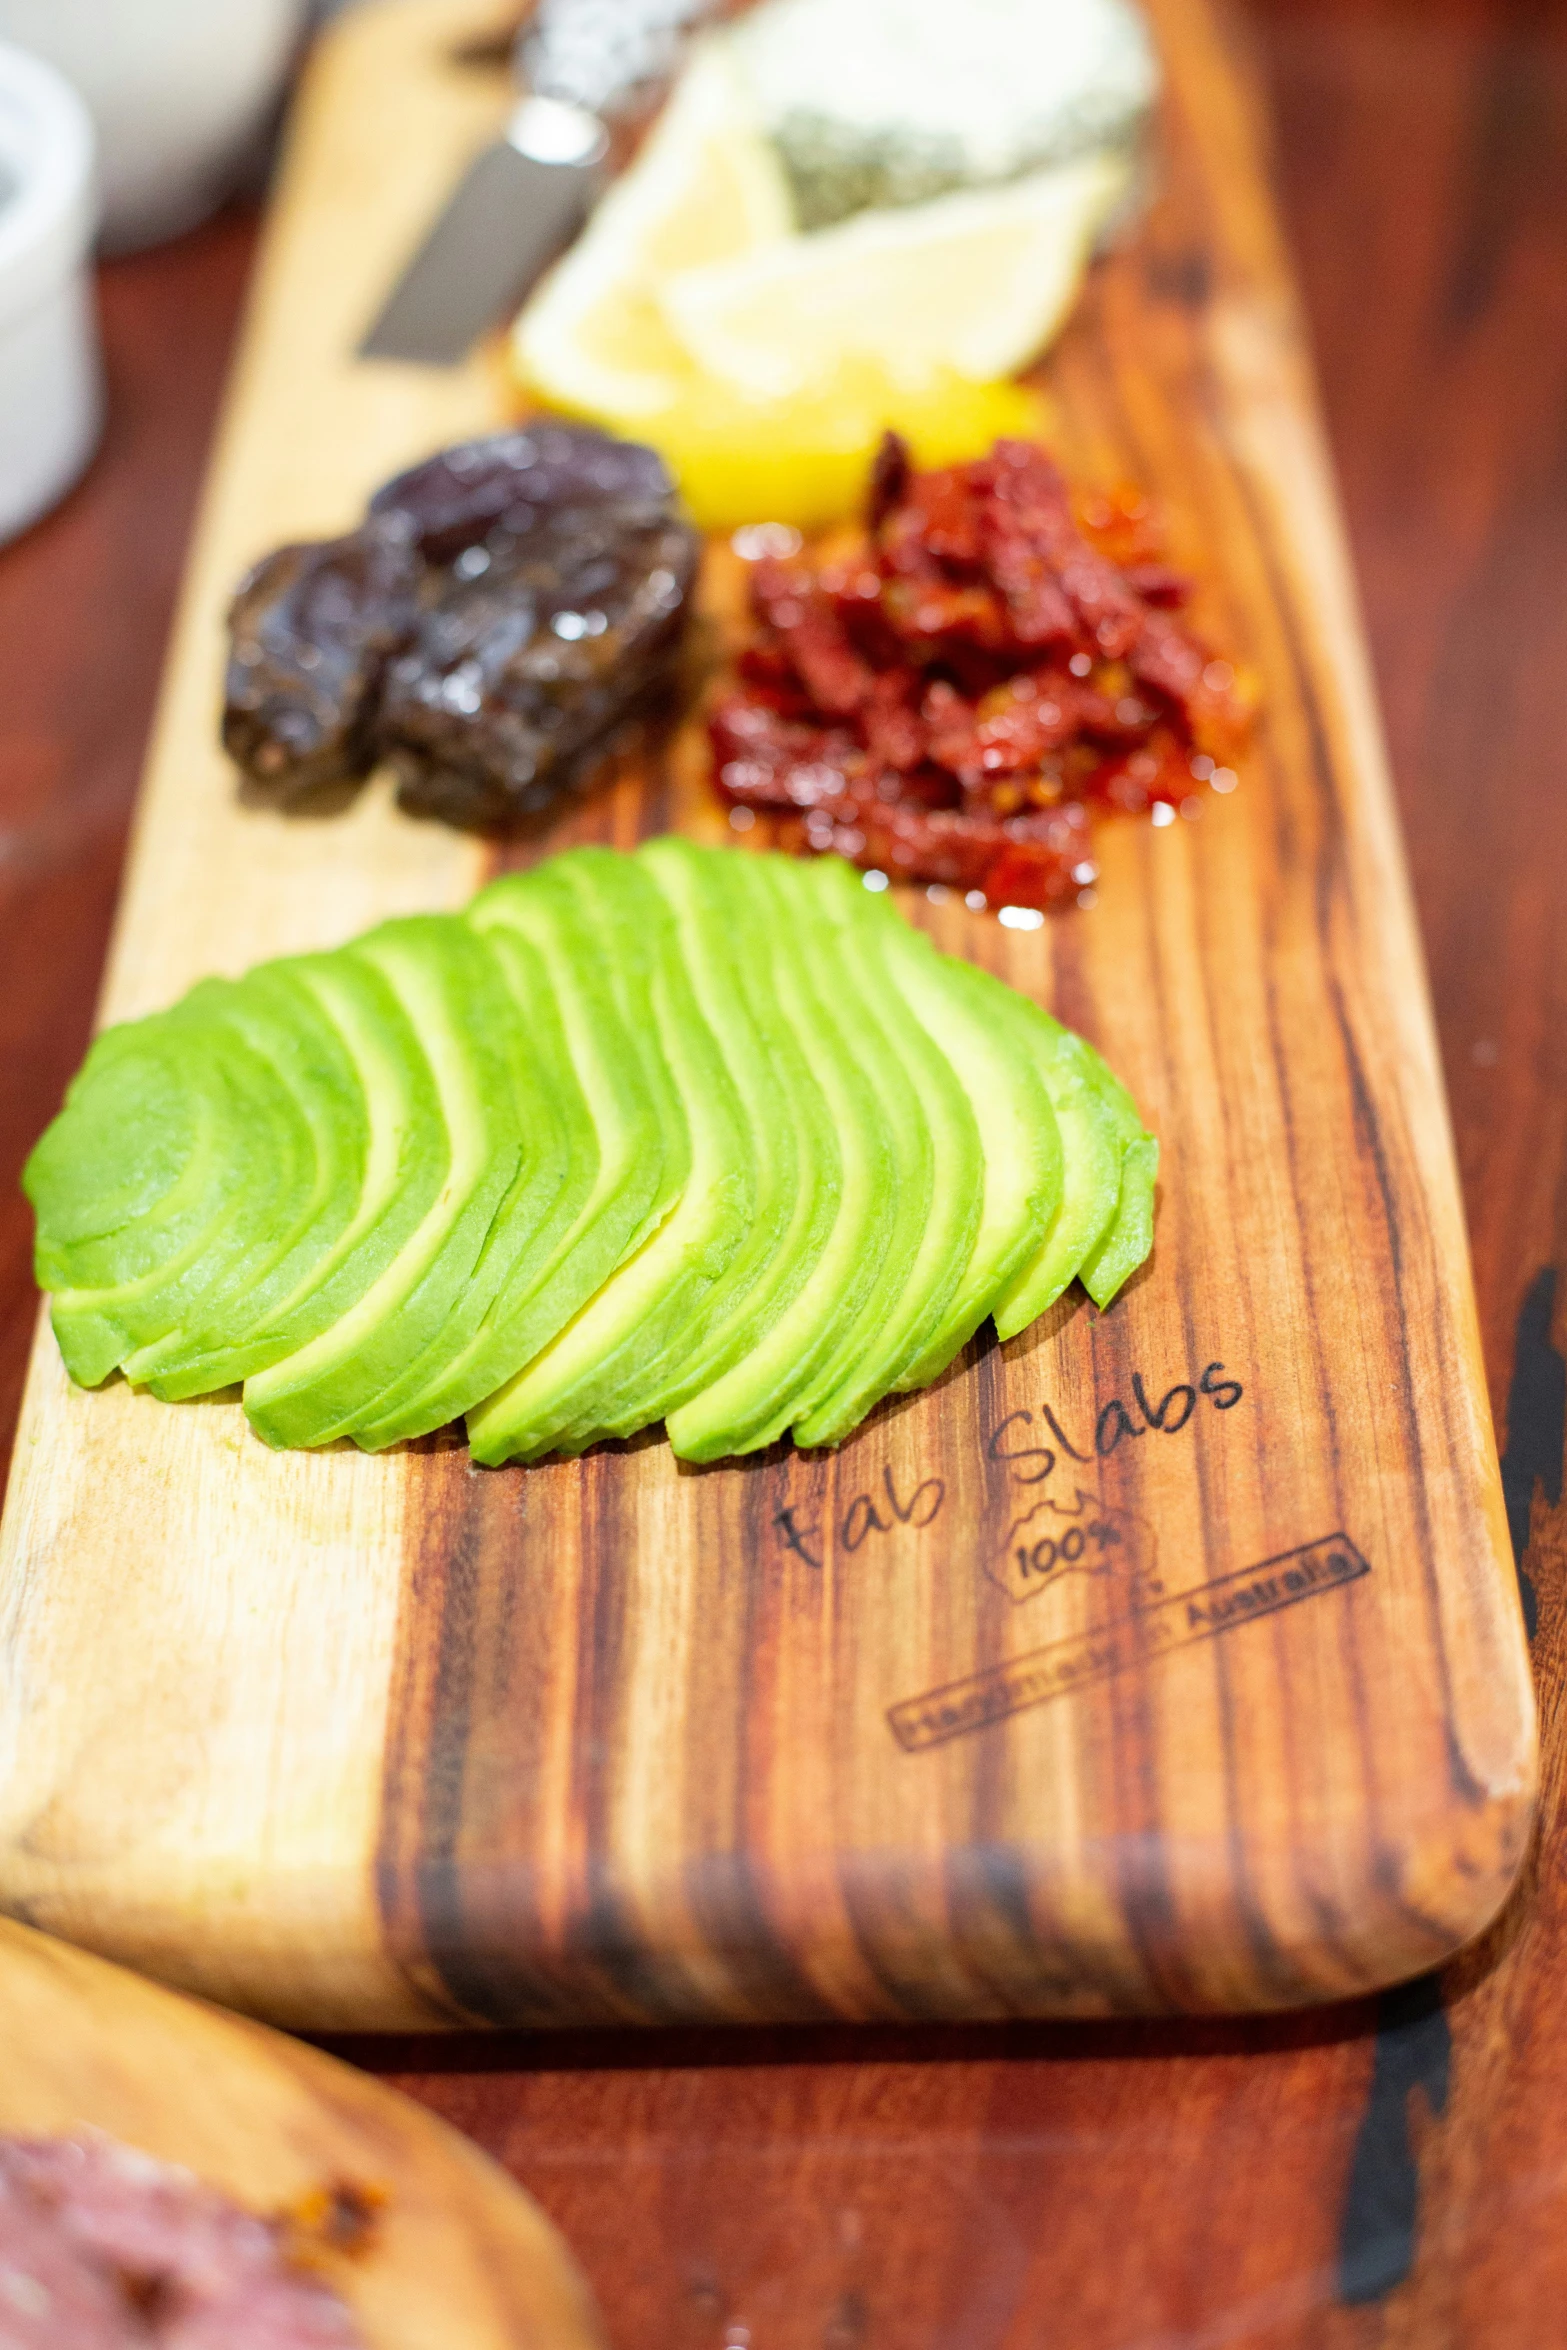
636,368,1050,533
513,38,795,422
512,58,1123,529
661,152,1131,402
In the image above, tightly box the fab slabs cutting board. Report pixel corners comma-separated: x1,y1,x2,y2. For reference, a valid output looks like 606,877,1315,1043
0,0,1536,2027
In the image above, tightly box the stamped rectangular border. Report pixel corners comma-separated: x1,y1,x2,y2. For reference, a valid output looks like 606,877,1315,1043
888,1534,1372,1752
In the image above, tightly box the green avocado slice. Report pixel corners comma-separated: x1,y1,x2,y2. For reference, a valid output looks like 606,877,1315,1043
665,854,893,1462
26,1016,216,1272
120,962,370,1398
1076,1064,1159,1308
876,930,1062,1393
25,991,310,1389
560,846,694,1215
348,923,587,1449
624,840,843,1427
449,859,681,1457
782,861,983,1447
657,845,845,1457
464,847,750,1463
243,917,522,1449
959,982,1125,1340
155,949,430,1398
527,834,824,1442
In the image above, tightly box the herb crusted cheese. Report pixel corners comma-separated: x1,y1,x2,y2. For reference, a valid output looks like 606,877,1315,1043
731,0,1159,229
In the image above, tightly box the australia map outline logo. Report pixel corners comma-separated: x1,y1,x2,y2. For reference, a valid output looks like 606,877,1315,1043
990,1484,1162,1607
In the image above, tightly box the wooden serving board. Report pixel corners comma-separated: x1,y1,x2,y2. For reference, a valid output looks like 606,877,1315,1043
0,1916,602,2346
0,0,1537,2027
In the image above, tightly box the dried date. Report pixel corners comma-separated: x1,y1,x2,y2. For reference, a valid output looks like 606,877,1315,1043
369,423,676,564
381,509,697,827
221,423,698,828
222,525,420,804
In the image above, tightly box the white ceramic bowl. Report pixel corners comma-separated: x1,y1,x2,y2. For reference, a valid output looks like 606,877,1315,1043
0,40,100,545
0,0,306,253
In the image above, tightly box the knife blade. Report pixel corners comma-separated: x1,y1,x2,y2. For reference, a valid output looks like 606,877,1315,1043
360,95,608,365
361,0,716,368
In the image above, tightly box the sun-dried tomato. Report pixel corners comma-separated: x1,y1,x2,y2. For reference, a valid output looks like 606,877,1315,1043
711,433,1254,910
784,793,1095,909
750,559,875,718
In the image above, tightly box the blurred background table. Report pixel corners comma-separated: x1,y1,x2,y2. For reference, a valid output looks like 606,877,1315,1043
3,1,1565,2341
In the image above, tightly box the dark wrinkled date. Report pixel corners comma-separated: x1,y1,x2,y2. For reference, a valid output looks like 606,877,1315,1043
222,423,699,828
223,527,421,801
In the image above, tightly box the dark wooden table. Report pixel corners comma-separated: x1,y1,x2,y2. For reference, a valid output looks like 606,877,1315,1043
3,2,1565,2340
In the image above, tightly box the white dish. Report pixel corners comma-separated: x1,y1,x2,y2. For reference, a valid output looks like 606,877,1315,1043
0,39,100,545
0,0,306,253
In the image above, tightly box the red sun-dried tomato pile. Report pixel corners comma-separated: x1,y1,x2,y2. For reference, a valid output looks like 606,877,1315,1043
709,433,1253,910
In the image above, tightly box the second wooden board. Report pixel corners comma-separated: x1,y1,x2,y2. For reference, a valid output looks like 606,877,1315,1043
0,0,1537,2027
0,1916,602,2349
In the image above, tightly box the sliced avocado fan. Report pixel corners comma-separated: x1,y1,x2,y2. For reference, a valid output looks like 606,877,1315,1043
24,846,1158,1463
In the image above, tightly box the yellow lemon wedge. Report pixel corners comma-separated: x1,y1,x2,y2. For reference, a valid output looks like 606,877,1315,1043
513,38,795,422
660,152,1132,402
637,368,1051,533
511,58,1119,530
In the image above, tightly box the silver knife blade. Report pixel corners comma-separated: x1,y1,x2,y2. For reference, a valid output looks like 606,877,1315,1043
362,0,717,369
360,95,610,366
